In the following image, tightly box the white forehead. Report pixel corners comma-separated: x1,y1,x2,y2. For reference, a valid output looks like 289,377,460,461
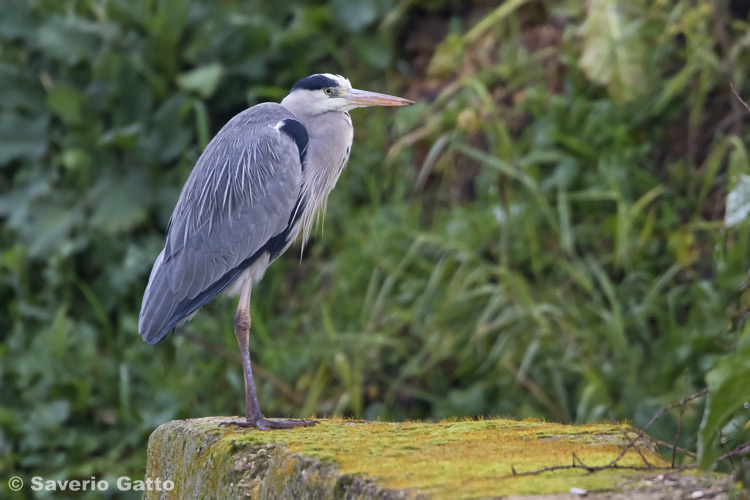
322,73,352,89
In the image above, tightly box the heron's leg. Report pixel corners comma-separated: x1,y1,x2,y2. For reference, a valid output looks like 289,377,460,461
220,280,317,430
235,282,263,423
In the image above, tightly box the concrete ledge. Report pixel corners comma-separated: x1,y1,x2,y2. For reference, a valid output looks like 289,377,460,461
144,417,731,499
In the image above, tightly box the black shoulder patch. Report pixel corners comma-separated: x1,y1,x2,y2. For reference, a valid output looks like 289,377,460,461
291,74,339,92
279,119,309,168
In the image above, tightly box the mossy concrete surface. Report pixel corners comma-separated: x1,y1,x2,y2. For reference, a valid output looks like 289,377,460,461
144,417,731,499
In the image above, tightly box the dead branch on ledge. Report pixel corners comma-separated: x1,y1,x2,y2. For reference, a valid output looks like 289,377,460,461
503,389,710,480
608,388,709,468
651,437,696,458
498,452,695,480
730,83,750,114
716,441,750,463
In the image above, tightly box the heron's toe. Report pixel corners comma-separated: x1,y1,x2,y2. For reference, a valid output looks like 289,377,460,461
257,418,318,430
219,420,257,428
219,417,318,430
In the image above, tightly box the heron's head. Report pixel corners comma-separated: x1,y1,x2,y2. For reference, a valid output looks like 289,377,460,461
281,73,413,115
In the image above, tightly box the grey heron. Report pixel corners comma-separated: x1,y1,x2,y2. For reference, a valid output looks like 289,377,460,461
139,74,413,430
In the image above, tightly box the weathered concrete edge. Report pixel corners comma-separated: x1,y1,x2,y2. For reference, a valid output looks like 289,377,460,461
143,418,422,500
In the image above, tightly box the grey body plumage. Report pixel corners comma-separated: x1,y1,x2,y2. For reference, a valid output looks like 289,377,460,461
140,104,305,345
139,73,413,429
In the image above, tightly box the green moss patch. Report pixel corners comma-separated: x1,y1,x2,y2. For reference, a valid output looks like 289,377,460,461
206,417,662,498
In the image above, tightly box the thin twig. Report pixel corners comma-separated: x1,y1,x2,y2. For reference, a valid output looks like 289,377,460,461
497,462,695,480
572,452,591,471
503,389,714,482
500,386,713,482
635,445,653,468
716,441,750,462
651,437,696,458
730,83,750,114
608,389,709,467
643,388,709,431
719,430,736,468
672,375,688,468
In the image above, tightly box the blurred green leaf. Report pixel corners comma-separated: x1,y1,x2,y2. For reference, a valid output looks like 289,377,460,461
141,95,192,162
176,63,223,98
61,148,92,171
725,175,750,227
28,400,70,431
90,170,150,234
330,0,377,33
428,0,527,77
0,113,48,166
47,85,85,125
17,196,84,258
99,123,142,150
0,0,36,42
698,347,750,468
0,63,46,113
428,33,464,78
578,0,648,102
36,17,102,65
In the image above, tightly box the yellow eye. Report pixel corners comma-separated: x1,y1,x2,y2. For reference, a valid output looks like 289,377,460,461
324,88,333,95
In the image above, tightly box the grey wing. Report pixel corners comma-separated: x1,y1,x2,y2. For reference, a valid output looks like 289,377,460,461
139,103,308,345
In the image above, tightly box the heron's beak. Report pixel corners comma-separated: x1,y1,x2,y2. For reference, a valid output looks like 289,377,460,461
344,88,414,107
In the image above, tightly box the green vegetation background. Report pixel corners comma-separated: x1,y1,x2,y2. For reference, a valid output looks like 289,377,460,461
2,0,750,497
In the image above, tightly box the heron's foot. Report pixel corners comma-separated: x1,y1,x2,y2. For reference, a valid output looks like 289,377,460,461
258,417,318,430
220,417,318,430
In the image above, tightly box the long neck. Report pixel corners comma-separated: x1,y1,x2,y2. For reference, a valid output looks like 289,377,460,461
283,102,354,244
